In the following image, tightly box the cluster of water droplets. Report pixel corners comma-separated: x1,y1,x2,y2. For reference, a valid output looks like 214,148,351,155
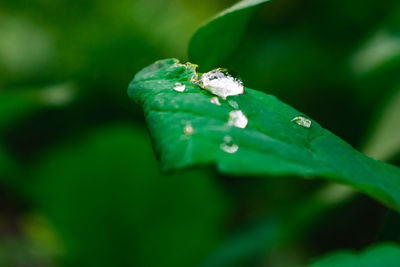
198,69,247,153
199,68,244,100
171,63,311,155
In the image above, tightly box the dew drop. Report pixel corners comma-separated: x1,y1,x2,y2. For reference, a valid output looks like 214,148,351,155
184,123,194,136
228,110,248,129
199,69,244,99
220,135,239,154
291,116,311,128
210,97,221,106
224,135,232,143
190,73,199,85
174,82,186,92
221,143,239,154
228,100,239,109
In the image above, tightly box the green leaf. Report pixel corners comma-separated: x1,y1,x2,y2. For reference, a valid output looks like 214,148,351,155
32,123,228,267
0,142,20,185
0,91,42,131
350,29,400,77
0,143,11,177
308,244,400,267
128,58,400,212
204,184,355,267
363,87,400,161
348,7,400,106
0,83,75,131
349,6,400,78
188,0,272,71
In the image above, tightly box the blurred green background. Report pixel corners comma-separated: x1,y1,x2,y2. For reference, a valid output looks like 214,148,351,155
1,0,400,266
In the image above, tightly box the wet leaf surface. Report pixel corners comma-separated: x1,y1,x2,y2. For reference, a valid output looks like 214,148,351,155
129,58,400,212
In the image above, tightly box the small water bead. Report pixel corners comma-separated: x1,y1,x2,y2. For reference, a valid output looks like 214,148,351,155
174,82,186,92
220,135,239,154
190,71,199,83
291,116,311,128
228,110,248,129
210,97,221,106
220,143,239,154
200,68,244,99
228,100,239,109
184,123,194,136
224,135,232,143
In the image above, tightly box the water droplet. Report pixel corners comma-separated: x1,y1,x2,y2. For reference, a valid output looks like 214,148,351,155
228,100,239,109
184,123,194,136
210,97,221,106
190,72,199,84
200,69,244,99
291,116,311,128
228,110,248,129
220,135,239,154
174,82,186,92
221,143,239,154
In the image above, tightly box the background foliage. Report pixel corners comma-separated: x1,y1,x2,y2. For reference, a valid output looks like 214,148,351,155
1,0,400,266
